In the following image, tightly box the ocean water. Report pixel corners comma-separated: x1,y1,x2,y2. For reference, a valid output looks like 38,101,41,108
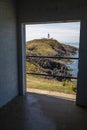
64,42,79,48
65,43,79,77
66,53,78,77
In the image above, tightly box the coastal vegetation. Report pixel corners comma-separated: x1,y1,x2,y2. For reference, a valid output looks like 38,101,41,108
26,38,78,94
26,75,77,94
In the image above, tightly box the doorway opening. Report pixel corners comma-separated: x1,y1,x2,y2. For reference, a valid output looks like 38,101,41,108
25,21,80,100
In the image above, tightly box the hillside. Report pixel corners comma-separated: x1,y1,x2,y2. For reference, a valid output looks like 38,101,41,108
26,39,78,80
26,38,78,56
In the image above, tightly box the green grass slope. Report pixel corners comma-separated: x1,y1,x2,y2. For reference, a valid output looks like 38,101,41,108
26,38,78,56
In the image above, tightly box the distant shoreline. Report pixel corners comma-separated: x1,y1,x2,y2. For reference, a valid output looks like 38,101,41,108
64,42,79,48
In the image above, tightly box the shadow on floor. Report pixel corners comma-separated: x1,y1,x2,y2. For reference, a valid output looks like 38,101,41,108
0,92,87,130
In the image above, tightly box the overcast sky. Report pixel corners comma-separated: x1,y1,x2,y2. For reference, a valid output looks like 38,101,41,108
25,22,80,46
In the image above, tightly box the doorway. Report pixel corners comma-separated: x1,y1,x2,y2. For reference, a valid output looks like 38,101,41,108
25,21,80,100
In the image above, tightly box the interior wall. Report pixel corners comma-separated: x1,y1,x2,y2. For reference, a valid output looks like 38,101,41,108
0,0,18,107
17,0,87,106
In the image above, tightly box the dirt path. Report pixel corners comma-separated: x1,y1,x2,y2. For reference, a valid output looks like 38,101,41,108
27,88,76,101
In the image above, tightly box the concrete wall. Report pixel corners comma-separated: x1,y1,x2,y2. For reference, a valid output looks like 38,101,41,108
76,20,87,106
17,0,87,106
0,0,18,107
18,0,86,22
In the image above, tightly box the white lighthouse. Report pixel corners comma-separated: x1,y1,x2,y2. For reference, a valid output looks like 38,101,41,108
48,33,50,39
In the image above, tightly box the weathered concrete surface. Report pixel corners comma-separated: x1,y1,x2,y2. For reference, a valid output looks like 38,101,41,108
0,93,87,130
34,93,87,130
27,94,56,130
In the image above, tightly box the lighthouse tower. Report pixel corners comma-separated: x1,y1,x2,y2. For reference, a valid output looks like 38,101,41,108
48,33,50,39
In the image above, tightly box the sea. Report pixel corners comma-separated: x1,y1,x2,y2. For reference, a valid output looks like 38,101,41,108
64,42,79,77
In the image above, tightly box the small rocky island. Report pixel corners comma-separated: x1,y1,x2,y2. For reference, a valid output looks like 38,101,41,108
26,39,78,80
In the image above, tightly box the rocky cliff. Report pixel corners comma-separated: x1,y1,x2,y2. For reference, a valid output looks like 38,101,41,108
26,39,78,80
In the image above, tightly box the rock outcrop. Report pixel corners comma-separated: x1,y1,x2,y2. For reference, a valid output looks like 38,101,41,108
26,39,78,80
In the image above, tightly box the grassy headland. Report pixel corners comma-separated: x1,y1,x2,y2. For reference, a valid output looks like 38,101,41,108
26,38,78,94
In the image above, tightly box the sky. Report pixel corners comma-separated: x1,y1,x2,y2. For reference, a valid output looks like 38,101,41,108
25,22,80,47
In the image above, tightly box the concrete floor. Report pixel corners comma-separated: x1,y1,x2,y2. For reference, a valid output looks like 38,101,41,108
0,92,87,130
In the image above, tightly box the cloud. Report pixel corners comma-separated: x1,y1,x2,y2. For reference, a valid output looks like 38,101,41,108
25,22,80,43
